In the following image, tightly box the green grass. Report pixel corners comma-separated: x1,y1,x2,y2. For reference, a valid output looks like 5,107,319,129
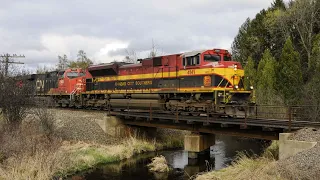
56,130,185,177
0,127,185,179
156,136,184,150
55,136,157,177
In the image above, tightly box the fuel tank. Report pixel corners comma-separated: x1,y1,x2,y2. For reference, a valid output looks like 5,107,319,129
130,94,160,99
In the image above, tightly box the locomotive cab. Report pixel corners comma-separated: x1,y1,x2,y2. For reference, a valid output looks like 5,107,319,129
52,68,92,95
181,49,253,117
181,49,244,90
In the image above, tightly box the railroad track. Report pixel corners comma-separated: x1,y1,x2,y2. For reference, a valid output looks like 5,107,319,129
51,107,320,129
110,111,320,129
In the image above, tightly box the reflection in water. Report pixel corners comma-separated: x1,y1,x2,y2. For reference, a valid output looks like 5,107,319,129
76,135,267,180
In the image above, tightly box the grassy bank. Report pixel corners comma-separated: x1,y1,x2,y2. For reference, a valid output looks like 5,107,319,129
195,141,282,180
0,109,185,180
57,136,159,176
0,134,181,179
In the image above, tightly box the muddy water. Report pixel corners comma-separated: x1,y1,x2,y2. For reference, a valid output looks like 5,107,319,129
75,135,267,180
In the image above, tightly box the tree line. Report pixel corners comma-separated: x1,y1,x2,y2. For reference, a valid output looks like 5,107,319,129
37,50,94,73
233,0,320,120
38,40,160,74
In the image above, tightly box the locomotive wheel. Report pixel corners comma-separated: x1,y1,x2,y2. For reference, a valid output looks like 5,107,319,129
188,106,199,116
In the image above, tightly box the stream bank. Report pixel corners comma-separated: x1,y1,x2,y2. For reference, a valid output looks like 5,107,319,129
0,109,185,179
196,128,320,180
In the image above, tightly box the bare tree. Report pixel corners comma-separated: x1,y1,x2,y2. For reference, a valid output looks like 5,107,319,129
148,39,158,58
288,0,320,70
56,54,68,70
37,65,55,74
123,39,161,63
124,49,138,63
68,50,93,69
77,50,87,62
0,69,34,129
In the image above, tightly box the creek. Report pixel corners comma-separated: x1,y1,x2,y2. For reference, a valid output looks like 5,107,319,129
72,135,268,180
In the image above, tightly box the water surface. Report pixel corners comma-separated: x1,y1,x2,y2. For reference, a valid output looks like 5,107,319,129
75,136,267,180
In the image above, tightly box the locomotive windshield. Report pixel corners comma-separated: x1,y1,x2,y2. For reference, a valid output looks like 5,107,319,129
66,71,86,79
204,54,221,62
66,72,79,78
223,55,232,61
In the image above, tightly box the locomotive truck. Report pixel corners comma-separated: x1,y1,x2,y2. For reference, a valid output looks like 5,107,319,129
28,48,254,117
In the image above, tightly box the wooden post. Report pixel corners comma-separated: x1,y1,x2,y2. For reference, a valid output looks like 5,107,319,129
288,106,292,132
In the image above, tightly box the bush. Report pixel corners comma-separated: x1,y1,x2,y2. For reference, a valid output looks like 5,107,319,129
0,73,34,128
262,141,279,160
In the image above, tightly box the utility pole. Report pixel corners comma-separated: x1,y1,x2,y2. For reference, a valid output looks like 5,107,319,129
0,53,25,76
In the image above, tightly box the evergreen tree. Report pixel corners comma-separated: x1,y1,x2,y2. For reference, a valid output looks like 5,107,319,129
256,49,279,104
278,38,303,105
301,34,320,121
232,8,277,66
257,52,266,79
309,34,320,76
232,18,251,65
302,73,320,121
270,0,286,11
244,56,256,90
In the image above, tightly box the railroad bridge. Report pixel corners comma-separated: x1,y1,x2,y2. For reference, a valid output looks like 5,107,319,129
101,104,320,159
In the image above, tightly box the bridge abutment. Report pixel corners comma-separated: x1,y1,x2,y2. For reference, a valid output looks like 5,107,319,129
98,115,128,137
100,115,157,138
279,133,317,160
184,133,215,159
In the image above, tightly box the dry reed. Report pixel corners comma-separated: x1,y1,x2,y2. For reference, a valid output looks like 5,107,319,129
147,155,170,173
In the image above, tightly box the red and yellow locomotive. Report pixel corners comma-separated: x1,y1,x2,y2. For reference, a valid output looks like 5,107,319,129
33,48,253,117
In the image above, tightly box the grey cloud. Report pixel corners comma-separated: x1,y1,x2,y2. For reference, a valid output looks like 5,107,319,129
0,0,275,70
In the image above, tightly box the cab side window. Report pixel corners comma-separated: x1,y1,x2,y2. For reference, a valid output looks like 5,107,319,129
183,55,200,66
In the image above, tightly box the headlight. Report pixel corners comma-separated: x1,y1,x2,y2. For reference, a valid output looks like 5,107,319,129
250,86,254,90
235,85,239,89
234,64,237,71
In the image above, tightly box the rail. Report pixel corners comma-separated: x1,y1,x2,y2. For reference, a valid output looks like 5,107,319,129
106,102,320,131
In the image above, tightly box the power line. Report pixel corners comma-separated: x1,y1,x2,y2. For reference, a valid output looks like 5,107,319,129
0,53,25,76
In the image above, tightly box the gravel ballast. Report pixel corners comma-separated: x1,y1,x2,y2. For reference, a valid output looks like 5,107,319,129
278,128,320,180
53,109,118,145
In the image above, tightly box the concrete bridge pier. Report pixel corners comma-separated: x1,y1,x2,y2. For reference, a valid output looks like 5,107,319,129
184,132,215,159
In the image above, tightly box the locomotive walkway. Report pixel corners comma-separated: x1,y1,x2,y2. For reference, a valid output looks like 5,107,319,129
107,105,320,140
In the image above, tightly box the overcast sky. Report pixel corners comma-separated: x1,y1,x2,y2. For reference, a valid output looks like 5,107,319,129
0,0,276,71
